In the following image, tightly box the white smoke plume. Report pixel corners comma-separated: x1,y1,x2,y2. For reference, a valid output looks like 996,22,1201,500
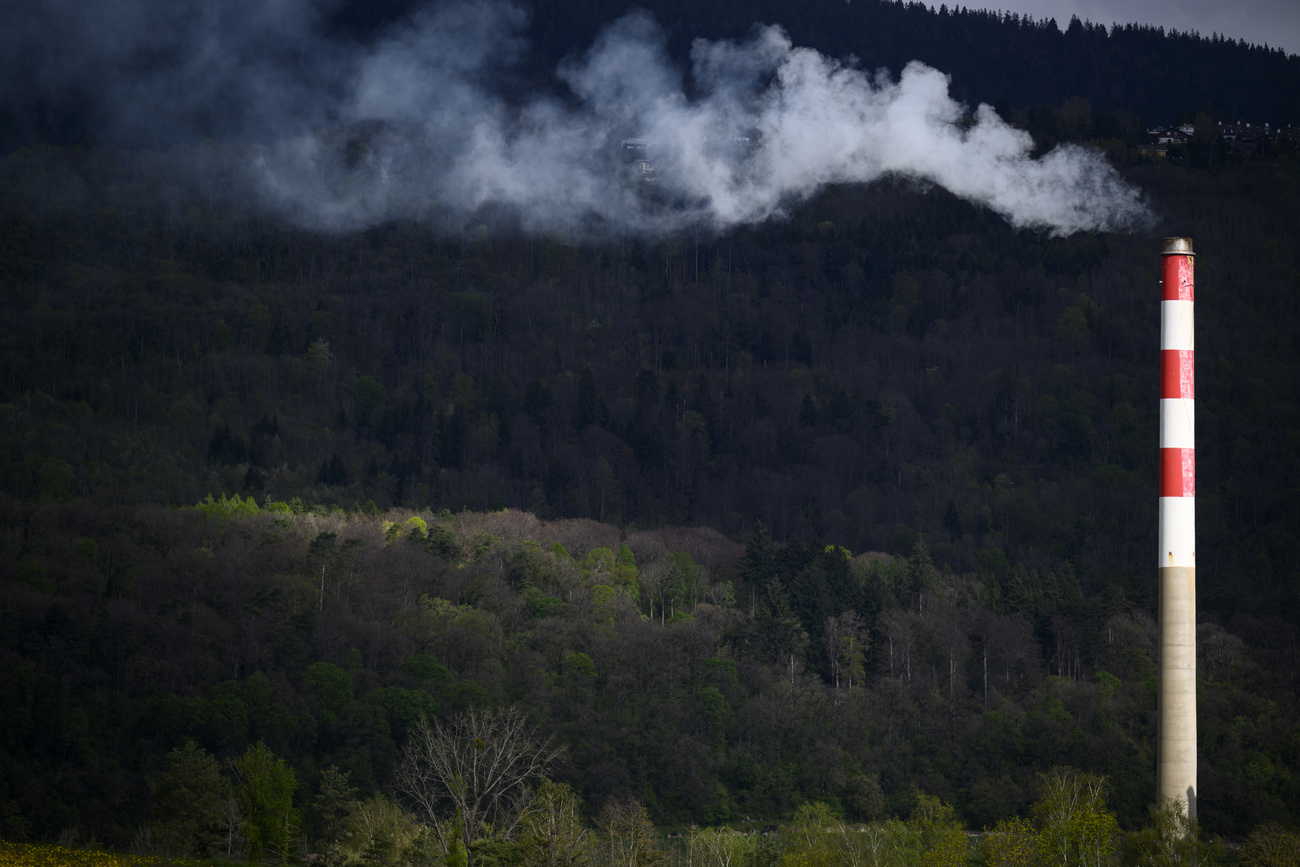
4,0,1153,237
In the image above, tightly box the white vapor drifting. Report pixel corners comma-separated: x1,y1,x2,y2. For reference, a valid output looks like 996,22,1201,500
4,0,1152,237
252,2,1151,237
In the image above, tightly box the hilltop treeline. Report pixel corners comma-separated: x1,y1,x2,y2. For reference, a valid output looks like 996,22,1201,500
516,0,1300,127
9,0,1300,152
343,0,1300,129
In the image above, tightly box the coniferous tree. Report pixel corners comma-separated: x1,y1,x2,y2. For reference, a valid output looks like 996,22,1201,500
149,741,232,858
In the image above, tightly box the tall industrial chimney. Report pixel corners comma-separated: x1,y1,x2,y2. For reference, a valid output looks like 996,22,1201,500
1158,237,1196,817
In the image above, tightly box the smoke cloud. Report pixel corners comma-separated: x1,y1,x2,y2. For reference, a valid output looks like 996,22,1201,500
4,0,1153,237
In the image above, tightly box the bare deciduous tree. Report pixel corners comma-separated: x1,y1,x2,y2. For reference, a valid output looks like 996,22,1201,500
393,706,562,867
595,799,661,867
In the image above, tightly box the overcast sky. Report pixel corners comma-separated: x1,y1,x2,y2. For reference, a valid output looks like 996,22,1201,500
972,0,1300,56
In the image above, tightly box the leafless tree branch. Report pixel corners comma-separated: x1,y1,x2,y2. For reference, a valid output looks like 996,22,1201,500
393,706,564,867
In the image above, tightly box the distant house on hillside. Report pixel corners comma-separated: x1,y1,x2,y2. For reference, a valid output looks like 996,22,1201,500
1218,121,1276,155
1149,125,1192,145
1141,119,1296,159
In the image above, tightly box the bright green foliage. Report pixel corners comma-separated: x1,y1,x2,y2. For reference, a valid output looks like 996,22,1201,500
446,815,469,867
405,516,429,542
1237,824,1300,867
233,740,299,866
779,808,922,867
580,547,615,578
612,545,640,596
329,794,423,867
580,547,640,597
1031,768,1118,867
148,740,232,857
906,793,967,867
662,551,703,613
689,827,754,867
779,803,839,867
980,816,1038,867
198,492,261,521
778,845,841,867
1121,797,1223,867
786,802,837,852
850,820,918,867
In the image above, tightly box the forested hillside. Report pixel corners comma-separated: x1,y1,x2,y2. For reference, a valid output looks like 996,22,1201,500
3,0,1300,859
2,129,1300,855
1,142,1297,602
3,495,1298,853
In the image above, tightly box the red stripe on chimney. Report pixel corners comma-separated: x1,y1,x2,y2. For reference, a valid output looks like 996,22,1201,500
1159,447,1195,497
1162,255,1194,301
1161,349,1194,399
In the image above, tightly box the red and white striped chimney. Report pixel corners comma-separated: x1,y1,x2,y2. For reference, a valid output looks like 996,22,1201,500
1158,236,1196,817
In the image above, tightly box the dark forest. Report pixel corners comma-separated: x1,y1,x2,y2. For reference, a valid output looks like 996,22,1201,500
2,1,1300,864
